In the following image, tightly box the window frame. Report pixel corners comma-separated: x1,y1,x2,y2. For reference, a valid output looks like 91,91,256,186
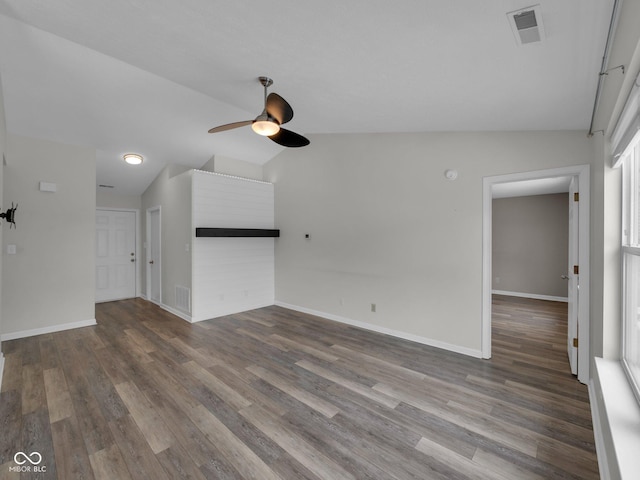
621,138,640,405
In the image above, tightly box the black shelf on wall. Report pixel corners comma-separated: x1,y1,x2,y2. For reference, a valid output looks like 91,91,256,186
195,228,280,238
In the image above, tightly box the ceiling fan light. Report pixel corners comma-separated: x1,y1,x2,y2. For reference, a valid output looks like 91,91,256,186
252,120,280,136
123,153,143,165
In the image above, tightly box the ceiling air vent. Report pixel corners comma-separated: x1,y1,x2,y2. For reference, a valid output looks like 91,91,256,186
507,5,545,45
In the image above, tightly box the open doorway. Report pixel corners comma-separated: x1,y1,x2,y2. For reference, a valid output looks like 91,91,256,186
482,165,590,383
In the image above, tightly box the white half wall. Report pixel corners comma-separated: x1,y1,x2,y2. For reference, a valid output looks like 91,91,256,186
191,171,275,321
2,134,96,336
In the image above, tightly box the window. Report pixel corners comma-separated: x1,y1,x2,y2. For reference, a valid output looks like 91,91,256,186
622,136,640,403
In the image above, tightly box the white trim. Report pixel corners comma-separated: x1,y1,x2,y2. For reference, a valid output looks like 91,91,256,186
276,302,483,359
0,353,4,390
593,358,640,480
482,164,590,383
160,303,193,323
193,169,273,185
0,319,97,341
146,205,162,305
482,177,493,359
492,290,568,303
589,378,610,480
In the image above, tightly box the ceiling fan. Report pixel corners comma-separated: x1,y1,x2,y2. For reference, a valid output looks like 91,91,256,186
208,76,310,148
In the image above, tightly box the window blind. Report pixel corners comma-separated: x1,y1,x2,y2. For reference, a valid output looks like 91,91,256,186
611,72,640,168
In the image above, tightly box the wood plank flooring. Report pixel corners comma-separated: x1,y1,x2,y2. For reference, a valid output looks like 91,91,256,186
0,295,599,479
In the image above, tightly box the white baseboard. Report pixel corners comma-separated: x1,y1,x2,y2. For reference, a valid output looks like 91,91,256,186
160,303,192,323
0,353,4,391
0,319,97,341
189,302,276,324
492,290,568,303
275,302,483,359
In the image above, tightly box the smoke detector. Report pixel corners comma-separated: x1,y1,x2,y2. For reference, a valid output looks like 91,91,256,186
507,5,545,45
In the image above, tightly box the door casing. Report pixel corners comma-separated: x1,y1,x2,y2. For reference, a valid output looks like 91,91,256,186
146,206,162,305
482,164,590,384
95,208,140,302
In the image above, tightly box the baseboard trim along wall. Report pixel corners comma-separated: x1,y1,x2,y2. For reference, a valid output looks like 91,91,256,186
160,303,192,323
276,302,483,359
0,318,97,341
492,290,568,303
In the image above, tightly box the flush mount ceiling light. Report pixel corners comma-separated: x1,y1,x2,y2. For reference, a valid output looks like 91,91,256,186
123,153,143,165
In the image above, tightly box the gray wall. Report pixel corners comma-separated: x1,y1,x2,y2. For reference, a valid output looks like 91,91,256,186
140,165,192,313
199,154,265,181
492,194,569,299
2,134,96,336
264,131,596,355
0,74,5,360
96,190,142,210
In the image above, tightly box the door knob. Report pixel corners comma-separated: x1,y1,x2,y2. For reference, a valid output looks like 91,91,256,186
561,275,569,280
149,260,154,264
130,258,135,263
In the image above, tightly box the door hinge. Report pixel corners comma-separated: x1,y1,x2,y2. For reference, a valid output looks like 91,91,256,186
573,265,579,275
574,192,579,202
573,337,578,348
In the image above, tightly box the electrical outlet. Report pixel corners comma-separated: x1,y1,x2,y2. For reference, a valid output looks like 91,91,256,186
371,303,376,313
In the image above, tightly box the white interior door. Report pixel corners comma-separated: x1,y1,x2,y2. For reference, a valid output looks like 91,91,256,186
567,176,579,375
96,210,136,302
147,207,161,304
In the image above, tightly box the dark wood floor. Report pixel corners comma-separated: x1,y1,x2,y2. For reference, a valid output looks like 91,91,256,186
0,295,599,479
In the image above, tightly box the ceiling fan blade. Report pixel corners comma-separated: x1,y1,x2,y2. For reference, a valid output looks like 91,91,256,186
266,93,294,125
208,120,253,133
269,128,310,148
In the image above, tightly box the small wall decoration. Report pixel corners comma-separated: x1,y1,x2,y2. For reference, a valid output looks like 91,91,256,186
0,203,18,228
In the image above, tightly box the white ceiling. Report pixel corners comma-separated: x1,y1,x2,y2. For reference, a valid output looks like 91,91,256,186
0,0,614,195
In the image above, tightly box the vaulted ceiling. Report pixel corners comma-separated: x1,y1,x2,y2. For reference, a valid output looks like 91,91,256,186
0,1,614,195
